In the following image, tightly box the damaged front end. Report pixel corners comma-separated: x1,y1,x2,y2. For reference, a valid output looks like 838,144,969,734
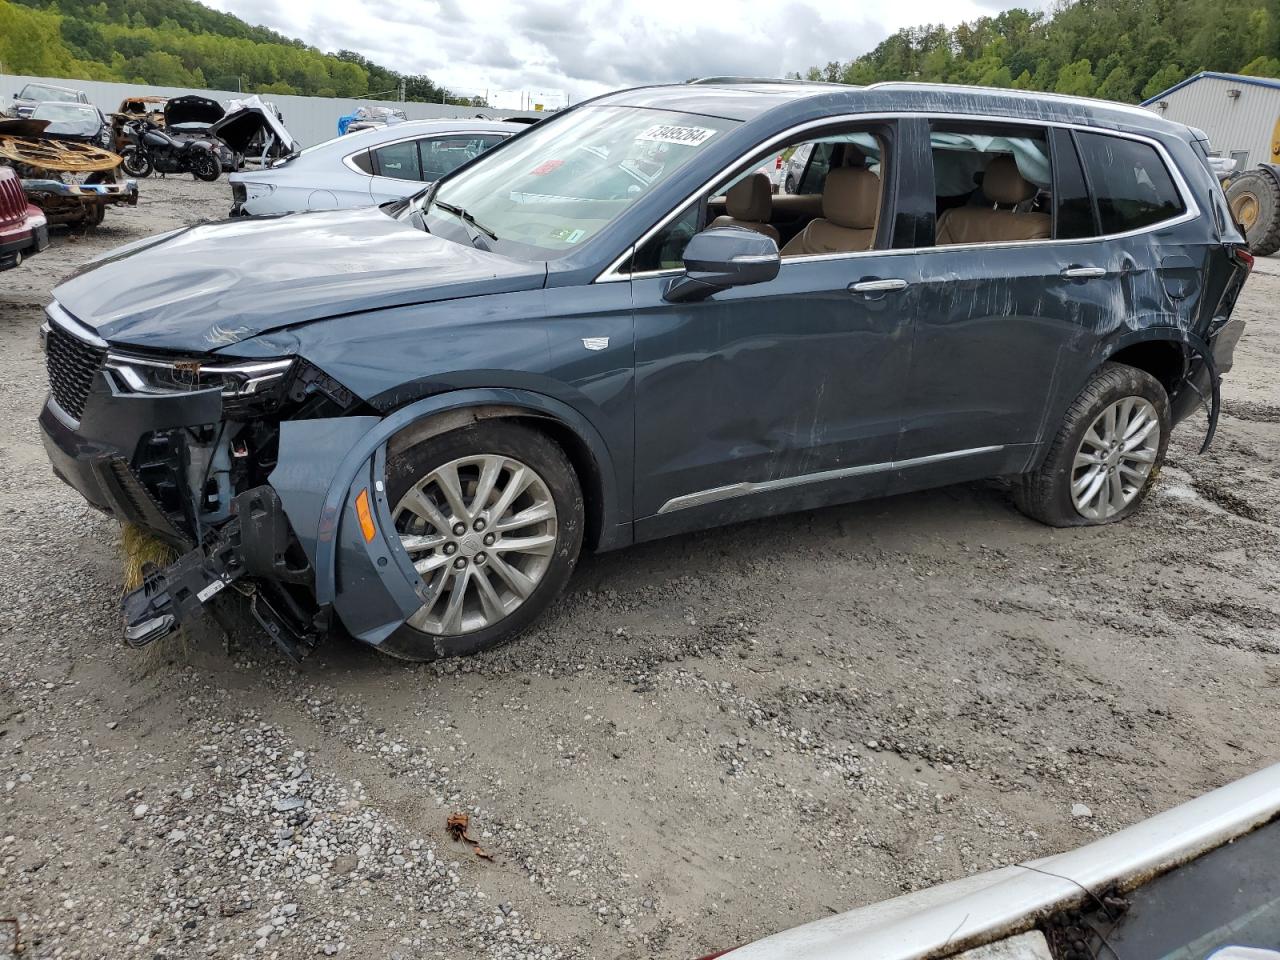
38,304,425,659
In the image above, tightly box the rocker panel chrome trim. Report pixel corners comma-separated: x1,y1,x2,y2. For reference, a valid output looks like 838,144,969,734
655,445,1005,514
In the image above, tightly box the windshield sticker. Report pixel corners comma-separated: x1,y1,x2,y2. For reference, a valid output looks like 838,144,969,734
530,159,565,175
636,124,718,147
549,227,587,244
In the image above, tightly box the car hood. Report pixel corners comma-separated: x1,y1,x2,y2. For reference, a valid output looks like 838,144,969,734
164,95,224,128
53,206,548,353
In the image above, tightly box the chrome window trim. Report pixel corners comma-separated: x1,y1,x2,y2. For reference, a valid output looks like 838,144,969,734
656,445,1004,515
596,112,1200,283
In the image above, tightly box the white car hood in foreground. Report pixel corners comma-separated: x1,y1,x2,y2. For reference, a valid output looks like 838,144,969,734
725,762,1280,960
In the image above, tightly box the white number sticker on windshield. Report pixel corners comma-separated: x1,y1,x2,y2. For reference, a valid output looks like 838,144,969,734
635,124,718,147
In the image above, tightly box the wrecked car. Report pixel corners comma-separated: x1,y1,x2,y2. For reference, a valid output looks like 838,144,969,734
162,95,238,172
37,81,1252,661
7,82,90,119
699,761,1280,960
0,118,138,227
0,165,48,269
211,96,297,166
29,101,115,151
229,118,518,216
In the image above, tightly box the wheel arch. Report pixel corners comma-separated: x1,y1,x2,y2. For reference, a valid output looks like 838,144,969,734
383,399,615,553
1031,327,1217,472
1103,335,1189,397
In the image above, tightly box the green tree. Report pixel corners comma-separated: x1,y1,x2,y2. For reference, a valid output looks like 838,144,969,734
1141,63,1185,99
1055,58,1096,96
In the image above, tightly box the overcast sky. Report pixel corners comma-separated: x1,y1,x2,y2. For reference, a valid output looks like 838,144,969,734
203,0,1023,109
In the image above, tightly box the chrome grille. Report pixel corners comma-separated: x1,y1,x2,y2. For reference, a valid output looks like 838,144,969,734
46,321,106,420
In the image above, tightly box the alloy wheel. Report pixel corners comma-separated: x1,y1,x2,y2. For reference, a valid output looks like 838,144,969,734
1070,396,1161,520
392,454,558,635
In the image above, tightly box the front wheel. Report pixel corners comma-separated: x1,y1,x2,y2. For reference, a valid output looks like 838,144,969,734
121,148,153,178
192,152,220,182
377,421,584,661
784,174,796,194
1015,362,1171,527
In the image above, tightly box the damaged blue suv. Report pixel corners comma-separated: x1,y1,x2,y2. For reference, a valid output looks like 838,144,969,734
39,80,1253,661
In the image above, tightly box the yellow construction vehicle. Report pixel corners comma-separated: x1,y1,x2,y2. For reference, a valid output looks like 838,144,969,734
1224,115,1280,256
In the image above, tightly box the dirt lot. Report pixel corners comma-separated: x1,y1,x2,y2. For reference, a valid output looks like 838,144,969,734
2,177,1279,960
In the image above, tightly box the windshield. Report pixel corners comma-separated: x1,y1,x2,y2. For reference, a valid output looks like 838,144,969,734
20,84,79,103
420,106,738,259
32,103,97,122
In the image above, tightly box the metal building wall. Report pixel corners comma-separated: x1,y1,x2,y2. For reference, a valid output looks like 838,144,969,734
1144,74,1280,167
1,72,542,148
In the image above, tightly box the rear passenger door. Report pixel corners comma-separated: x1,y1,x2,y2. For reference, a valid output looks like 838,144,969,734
894,121,1132,485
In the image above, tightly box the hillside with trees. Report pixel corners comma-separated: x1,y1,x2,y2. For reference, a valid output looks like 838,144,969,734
800,0,1280,102
0,0,484,104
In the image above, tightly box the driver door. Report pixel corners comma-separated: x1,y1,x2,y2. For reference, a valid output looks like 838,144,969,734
628,128,917,539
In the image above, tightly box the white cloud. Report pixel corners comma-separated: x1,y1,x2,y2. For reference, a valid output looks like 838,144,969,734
203,0,1018,108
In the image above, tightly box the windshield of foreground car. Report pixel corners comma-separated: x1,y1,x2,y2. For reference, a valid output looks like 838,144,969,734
419,106,738,259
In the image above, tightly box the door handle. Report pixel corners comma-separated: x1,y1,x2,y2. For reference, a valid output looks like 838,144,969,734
1061,266,1107,279
849,278,909,293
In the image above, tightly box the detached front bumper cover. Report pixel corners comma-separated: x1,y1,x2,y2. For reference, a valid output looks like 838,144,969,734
121,485,316,658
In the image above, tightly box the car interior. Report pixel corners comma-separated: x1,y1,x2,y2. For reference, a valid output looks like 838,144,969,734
696,125,1054,254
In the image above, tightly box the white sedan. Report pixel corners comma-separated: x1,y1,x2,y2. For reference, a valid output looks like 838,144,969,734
229,119,523,216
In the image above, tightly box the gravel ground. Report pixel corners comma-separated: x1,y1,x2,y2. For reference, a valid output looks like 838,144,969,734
2,177,1279,960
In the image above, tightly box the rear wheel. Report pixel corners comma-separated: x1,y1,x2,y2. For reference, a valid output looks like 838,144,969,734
1226,169,1280,257
1015,363,1170,527
377,421,584,661
192,152,220,182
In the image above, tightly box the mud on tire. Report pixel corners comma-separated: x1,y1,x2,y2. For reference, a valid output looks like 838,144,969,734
1014,362,1171,527
376,420,584,662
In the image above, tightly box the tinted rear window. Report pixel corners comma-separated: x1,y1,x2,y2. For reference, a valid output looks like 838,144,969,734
1075,132,1185,234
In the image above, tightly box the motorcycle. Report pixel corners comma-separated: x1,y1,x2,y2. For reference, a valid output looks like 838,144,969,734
119,118,222,182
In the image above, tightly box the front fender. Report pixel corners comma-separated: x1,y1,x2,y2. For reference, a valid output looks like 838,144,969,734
269,388,625,645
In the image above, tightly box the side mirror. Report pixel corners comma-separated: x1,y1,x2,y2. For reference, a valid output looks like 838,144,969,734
664,226,781,303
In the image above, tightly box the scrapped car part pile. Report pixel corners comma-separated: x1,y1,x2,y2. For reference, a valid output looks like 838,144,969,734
0,118,137,226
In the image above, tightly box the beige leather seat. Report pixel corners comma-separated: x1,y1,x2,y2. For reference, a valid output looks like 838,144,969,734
934,155,1051,246
780,167,879,257
710,173,780,243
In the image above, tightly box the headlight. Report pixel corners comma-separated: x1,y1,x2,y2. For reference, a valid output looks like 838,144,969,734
104,354,294,399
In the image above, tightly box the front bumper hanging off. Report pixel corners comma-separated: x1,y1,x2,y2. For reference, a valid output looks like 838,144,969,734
120,485,316,657
114,416,434,656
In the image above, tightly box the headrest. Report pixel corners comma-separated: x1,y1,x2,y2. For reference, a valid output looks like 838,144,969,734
726,172,772,222
982,155,1036,205
822,167,879,230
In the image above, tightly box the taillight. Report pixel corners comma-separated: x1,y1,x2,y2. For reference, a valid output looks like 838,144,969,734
775,156,783,169
1232,246,1255,273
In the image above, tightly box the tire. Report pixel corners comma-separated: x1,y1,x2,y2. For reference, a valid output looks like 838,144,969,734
784,174,796,194
376,421,584,662
1014,362,1171,527
1226,169,1280,257
121,148,153,178
192,152,220,182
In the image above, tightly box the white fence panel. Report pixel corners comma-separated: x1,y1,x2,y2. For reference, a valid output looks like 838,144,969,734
1,72,543,148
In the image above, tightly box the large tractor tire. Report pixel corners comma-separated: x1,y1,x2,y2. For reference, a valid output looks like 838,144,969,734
1226,167,1280,258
